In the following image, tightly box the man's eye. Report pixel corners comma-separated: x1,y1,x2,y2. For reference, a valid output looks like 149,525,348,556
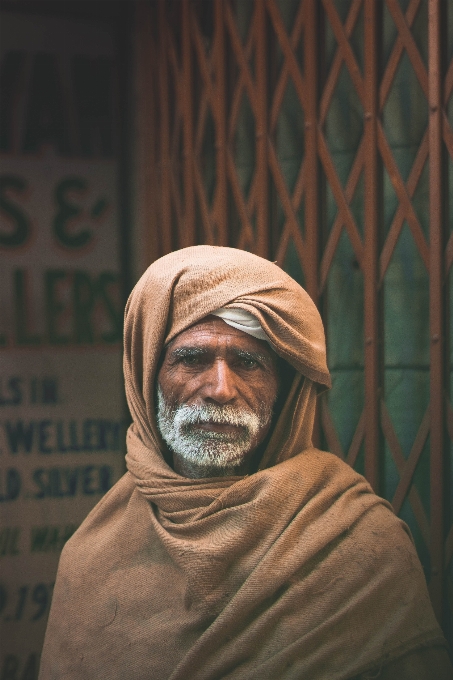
239,358,258,369
181,355,202,366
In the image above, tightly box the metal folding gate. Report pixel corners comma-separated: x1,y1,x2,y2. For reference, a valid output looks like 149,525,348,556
135,0,453,643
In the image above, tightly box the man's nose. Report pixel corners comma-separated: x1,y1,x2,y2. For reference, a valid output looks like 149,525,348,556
203,360,238,404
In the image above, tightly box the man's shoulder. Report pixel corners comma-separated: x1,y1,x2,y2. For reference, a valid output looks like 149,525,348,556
287,446,387,508
286,447,412,555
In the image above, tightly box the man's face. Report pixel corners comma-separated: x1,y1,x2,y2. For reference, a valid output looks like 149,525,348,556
157,317,280,477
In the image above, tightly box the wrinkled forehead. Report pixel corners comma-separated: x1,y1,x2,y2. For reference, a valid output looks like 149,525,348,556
165,316,276,358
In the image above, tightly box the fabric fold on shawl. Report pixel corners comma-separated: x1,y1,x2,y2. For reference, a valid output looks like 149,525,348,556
211,307,269,342
39,246,448,680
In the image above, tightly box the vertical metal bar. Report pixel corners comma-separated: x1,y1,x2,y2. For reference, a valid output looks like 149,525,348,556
363,0,380,491
182,0,195,246
304,0,320,447
255,0,268,258
213,0,227,246
134,1,160,268
304,0,319,305
428,0,444,623
158,0,172,255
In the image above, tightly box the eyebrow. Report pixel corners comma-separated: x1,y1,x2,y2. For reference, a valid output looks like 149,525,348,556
234,348,269,364
170,345,271,365
170,347,207,360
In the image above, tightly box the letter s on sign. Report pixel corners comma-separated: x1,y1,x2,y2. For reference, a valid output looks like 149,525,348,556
0,176,30,247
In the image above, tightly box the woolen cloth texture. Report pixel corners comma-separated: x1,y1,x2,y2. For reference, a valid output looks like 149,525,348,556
39,246,448,680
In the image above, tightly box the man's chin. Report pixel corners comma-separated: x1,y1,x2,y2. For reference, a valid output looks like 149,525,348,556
176,441,251,470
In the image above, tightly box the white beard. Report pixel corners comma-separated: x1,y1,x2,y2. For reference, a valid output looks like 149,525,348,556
156,386,272,472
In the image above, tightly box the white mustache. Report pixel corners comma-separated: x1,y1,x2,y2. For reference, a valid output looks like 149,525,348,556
172,403,261,436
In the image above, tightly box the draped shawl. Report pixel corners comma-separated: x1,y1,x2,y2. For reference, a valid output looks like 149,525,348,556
39,246,447,680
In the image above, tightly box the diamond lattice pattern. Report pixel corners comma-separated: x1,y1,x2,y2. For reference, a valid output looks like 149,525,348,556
150,0,453,644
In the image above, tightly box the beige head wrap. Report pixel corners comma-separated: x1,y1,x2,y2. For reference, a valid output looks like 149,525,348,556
39,246,447,680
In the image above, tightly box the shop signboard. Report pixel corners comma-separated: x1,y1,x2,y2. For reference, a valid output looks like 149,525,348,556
0,11,125,676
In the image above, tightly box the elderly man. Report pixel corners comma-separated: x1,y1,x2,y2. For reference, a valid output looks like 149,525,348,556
39,247,451,679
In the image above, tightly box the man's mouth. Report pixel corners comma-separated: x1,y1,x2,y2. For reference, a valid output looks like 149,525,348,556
194,421,245,435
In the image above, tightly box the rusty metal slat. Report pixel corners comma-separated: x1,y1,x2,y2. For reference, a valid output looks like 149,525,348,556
408,491,431,547
166,28,185,168
290,0,306,49
346,410,366,469
267,142,308,274
269,146,306,264
181,0,195,247
228,78,247,144
402,129,430,195
379,0,421,110
225,9,255,144
194,96,209,155
247,171,260,218
269,68,290,133
255,0,269,258
321,0,365,107
191,15,216,110
266,141,304,237
303,0,319,305
445,232,453,274
444,59,453,105
191,8,228,250
391,407,430,515
379,131,429,282
196,105,216,210
319,224,344,293
304,0,321,448
224,2,257,116
269,3,305,130
134,2,159,264
428,0,444,621
317,129,364,264
380,402,431,546
226,149,256,248
319,140,365,292
363,0,380,491
275,228,291,268
442,110,453,158
266,0,308,113
319,0,363,124
158,0,173,256
379,210,413,283
377,123,430,270
385,0,428,97
291,158,306,213
167,32,183,96
193,163,216,244
213,0,227,246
